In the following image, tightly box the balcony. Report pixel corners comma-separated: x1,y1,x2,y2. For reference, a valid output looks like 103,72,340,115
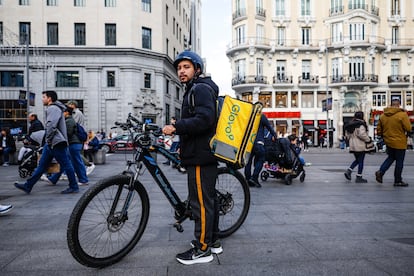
330,74,378,87
273,76,293,87
256,7,266,18
329,5,344,16
298,75,319,87
232,75,268,86
388,75,410,86
233,8,246,22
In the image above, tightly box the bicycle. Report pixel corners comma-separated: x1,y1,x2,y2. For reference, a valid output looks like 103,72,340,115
66,113,250,268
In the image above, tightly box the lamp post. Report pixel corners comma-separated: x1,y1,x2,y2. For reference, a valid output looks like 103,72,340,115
25,25,30,131
325,44,330,148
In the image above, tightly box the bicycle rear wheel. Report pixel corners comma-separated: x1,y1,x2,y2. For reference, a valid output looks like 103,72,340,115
67,175,150,268
216,167,250,238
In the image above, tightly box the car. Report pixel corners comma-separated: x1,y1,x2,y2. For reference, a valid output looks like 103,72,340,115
99,133,138,153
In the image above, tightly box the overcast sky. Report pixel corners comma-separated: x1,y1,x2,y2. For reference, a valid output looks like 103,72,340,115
201,0,234,96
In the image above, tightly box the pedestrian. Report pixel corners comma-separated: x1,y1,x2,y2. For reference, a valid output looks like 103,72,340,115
67,100,94,175
343,111,372,183
28,113,44,135
46,106,89,186
0,204,13,216
83,130,100,163
163,116,180,166
244,113,277,188
375,99,412,187
0,127,17,166
287,134,311,167
67,100,85,126
14,90,79,194
162,50,221,265
302,133,309,151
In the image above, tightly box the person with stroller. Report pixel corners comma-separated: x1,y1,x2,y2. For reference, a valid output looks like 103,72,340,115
344,111,372,183
244,113,277,188
287,134,311,167
83,130,100,163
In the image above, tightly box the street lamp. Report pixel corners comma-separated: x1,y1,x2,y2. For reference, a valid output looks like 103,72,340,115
325,44,330,149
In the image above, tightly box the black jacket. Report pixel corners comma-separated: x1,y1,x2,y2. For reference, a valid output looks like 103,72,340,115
174,77,219,166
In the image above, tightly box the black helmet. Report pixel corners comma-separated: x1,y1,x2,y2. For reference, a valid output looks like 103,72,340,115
173,50,204,74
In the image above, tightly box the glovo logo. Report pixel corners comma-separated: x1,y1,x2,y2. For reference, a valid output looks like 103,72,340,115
225,103,240,140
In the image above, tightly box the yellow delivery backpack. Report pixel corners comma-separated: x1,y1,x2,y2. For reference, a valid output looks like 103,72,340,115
188,84,263,169
210,96,263,169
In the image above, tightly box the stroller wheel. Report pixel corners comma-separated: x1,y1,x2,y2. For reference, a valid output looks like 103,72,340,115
284,174,292,185
19,168,28,178
260,171,269,181
299,172,306,182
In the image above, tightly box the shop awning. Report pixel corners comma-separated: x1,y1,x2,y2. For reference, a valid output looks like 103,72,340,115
276,120,287,126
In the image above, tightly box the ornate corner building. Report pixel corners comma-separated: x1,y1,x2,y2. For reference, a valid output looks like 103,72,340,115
0,0,201,134
226,0,414,147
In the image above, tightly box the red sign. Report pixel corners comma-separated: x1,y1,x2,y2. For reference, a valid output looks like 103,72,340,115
263,111,301,118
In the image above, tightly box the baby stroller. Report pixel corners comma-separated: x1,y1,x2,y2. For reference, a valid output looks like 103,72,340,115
260,137,306,185
18,145,42,178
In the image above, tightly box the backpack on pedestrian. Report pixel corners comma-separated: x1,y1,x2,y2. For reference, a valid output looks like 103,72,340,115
188,84,263,169
76,123,88,142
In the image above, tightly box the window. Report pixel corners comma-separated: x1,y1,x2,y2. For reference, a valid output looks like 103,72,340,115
291,92,298,107
144,73,151,88
259,93,272,108
302,60,311,80
105,24,116,46
19,0,29,5
256,24,265,44
276,92,287,108
175,86,180,100
372,92,386,107
165,79,169,95
276,60,286,81
236,25,246,45
277,27,285,46
107,71,115,87
142,0,151,12
301,27,310,45
317,91,327,108
165,103,170,125
0,22,3,45
348,57,365,80
332,57,343,80
47,0,57,5
301,0,311,16
166,5,169,24
74,0,85,6
56,71,79,87
330,0,343,14
301,91,314,108
275,0,285,16
392,26,399,45
142,27,152,49
349,23,365,41
47,23,58,45
331,22,343,43
235,59,246,81
74,23,86,45
1,71,24,87
256,58,264,80
406,91,412,107
391,59,399,76
349,0,366,9
105,0,116,7
391,0,399,15
19,22,31,45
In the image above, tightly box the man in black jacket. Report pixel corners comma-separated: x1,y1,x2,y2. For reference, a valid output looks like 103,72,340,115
163,50,221,265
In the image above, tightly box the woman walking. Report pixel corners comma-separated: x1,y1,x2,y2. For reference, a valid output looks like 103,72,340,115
344,111,373,183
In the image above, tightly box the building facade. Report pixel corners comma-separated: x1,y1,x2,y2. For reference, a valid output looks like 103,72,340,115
0,0,201,134
227,0,414,147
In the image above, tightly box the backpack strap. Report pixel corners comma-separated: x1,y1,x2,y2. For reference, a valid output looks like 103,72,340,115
187,83,217,115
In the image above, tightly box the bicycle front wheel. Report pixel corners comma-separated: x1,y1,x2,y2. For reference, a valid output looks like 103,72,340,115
216,167,250,238
67,175,150,268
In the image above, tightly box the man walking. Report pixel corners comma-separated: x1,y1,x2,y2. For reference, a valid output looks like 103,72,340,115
375,99,412,187
244,113,277,188
14,90,79,194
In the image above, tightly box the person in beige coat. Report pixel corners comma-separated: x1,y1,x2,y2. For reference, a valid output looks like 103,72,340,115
344,111,372,183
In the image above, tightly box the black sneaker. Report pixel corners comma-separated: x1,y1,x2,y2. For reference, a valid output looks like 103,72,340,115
394,181,409,187
190,240,223,254
344,169,352,180
176,247,213,265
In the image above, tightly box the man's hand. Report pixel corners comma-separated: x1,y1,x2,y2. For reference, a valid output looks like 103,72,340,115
163,125,176,136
